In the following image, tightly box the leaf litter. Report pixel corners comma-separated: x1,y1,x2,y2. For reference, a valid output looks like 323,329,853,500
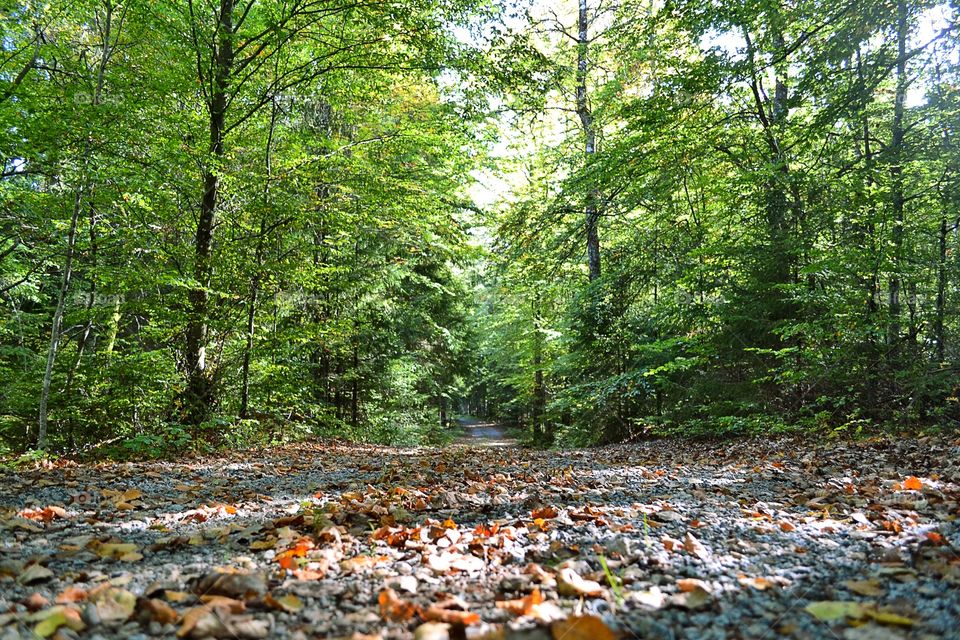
0,435,958,639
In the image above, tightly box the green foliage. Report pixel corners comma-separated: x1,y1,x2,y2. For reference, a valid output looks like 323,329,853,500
0,0,493,455
471,0,960,444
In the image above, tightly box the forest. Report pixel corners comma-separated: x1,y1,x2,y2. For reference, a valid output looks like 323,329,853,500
2,2,960,639
1,0,959,455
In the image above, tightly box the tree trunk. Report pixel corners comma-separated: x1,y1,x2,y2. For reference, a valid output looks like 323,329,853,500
887,0,907,350
185,0,235,424
576,0,600,281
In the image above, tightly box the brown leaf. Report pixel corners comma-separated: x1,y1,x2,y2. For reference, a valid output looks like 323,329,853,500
139,598,179,625
264,594,303,613
177,603,269,639
189,571,267,601
843,579,885,597
532,507,559,519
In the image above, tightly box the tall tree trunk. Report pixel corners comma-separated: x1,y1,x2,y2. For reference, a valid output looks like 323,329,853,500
37,0,116,449
856,48,880,317
576,0,600,281
887,0,907,350
185,0,235,424
745,21,794,327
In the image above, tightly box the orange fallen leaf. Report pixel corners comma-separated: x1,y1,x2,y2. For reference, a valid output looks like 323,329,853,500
291,568,326,581
496,588,545,616
24,592,50,611
738,575,777,590
18,506,68,523
422,607,481,625
532,507,559,520
379,588,420,622
550,615,617,640
677,578,711,593
903,476,923,491
341,555,389,573
926,532,945,546
141,598,179,624
55,587,88,604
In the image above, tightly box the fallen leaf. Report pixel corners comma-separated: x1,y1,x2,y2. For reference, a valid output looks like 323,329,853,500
496,588,545,616
18,564,54,585
18,506,68,523
864,609,915,626
422,607,481,625
902,477,922,491
90,587,136,624
264,593,303,613
177,602,269,639
671,579,712,610
629,586,665,609
843,579,885,597
532,507,559,519
683,532,710,559
139,598,179,625
738,575,778,591
189,571,267,601
550,615,617,640
55,587,88,604
28,606,85,638
341,555,389,573
24,592,50,611
93,541,142,562
379,588,420,622
557,566,606,598
805,601,865,621
415,622,451,640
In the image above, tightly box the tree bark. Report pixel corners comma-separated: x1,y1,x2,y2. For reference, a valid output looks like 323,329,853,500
887,0,907,350
576,0,600,281
185,0,235,424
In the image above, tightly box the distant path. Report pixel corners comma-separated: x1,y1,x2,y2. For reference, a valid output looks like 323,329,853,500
454,416,518,447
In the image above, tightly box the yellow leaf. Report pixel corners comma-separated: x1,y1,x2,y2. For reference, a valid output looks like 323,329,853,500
804,601,865,621
28,606,86,637
865,609,915,626
842,579,885,597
